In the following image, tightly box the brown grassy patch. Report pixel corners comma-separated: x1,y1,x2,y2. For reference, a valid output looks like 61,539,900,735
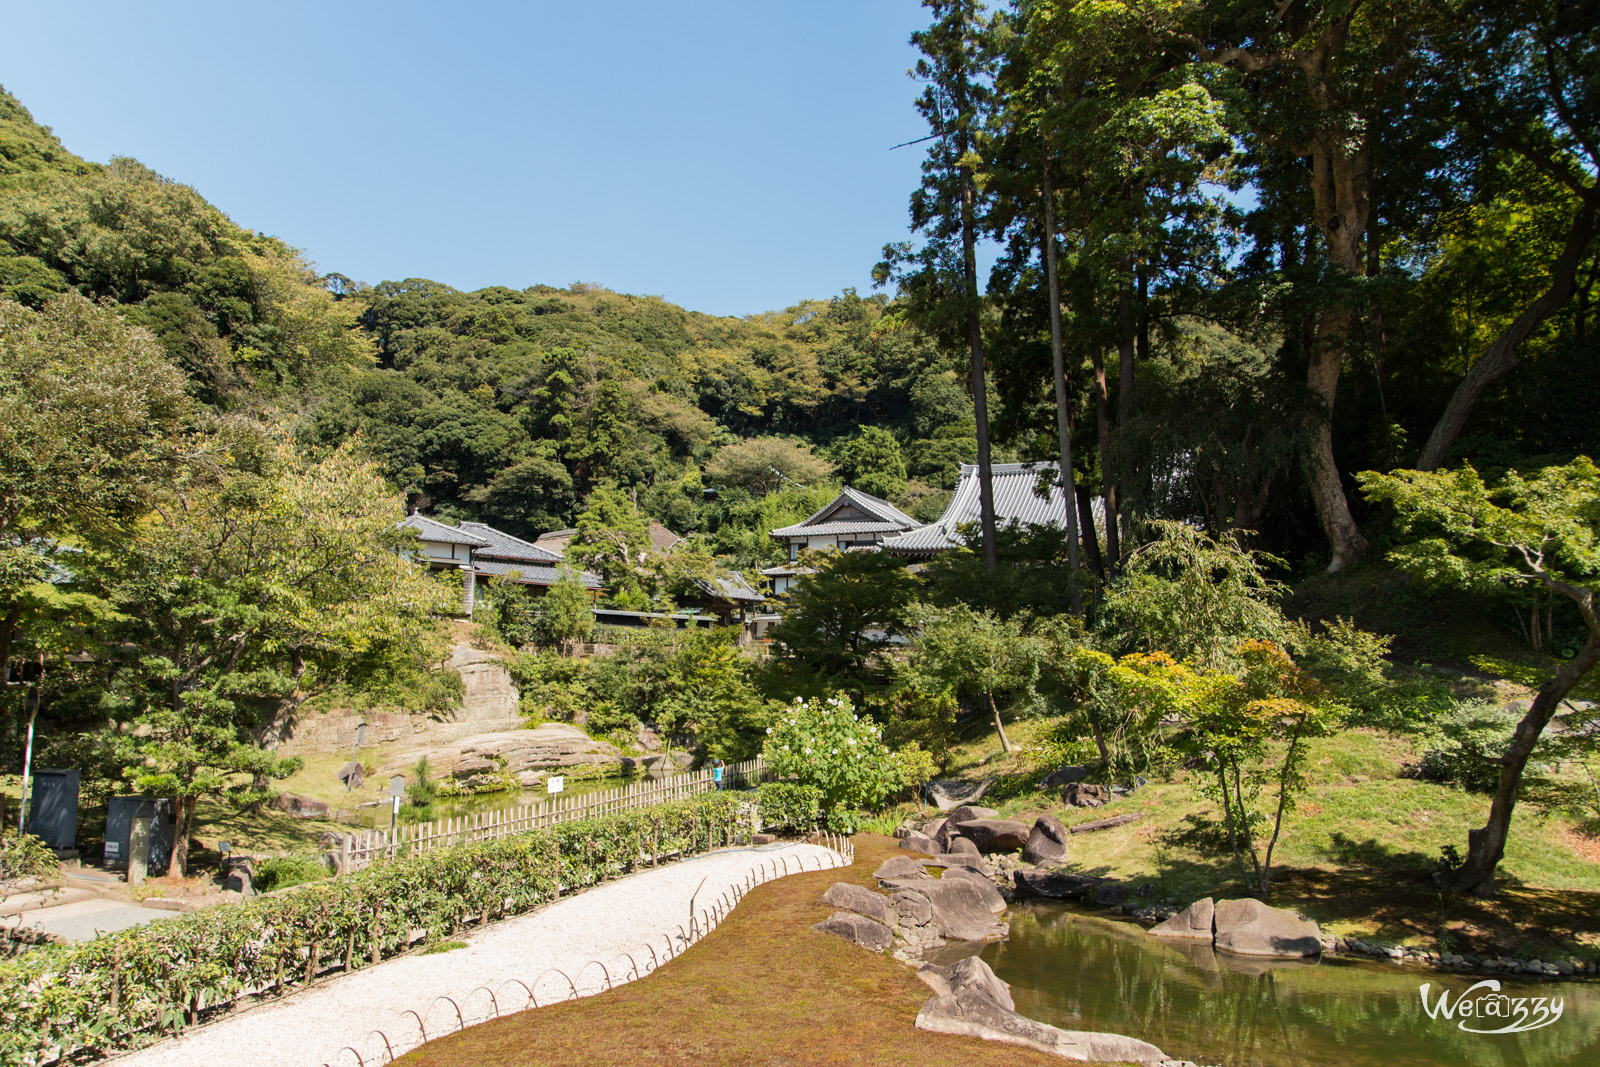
1562,826,1600,865
397,836,1083,1067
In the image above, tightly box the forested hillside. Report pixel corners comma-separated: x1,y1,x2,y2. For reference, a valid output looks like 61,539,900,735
0,85,996,574
3,0,1599,909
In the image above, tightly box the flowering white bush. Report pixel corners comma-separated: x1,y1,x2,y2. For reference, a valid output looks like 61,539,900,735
761,696,905,814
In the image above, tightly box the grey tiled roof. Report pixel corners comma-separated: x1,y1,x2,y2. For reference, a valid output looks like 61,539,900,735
695,573,767,603
474,559,603,589
770,486,920,539
402,513,490,546
458,522,565,564
881,462,1071,555
759,565,814,576
767,520,909,537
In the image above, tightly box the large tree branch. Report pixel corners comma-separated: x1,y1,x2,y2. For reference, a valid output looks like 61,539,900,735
1417,194,1600,469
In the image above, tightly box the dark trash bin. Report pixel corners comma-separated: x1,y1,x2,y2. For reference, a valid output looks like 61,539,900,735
27,768,80,850
105,797,175,874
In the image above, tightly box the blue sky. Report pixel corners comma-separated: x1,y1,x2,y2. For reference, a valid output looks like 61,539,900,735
1,1,934,317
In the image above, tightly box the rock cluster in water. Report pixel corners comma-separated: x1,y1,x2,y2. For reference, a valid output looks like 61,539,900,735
1149,897,1322,958
913,955,1182,1065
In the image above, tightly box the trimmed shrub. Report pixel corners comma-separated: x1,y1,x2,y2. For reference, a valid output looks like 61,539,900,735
0,831,58,885
252,853,332,893
0,791,747,1066
754,783,822,833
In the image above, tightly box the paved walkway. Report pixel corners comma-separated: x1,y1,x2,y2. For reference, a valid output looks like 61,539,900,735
112,842,846,1067
2,895,169,942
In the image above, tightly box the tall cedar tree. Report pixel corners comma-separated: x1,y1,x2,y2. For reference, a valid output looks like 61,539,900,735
878,0,1001,570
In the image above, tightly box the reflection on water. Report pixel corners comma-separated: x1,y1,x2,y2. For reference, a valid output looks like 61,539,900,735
936,904,1600,1067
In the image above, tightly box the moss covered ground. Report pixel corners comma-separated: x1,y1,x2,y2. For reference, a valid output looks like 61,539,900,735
398,835,1084,1067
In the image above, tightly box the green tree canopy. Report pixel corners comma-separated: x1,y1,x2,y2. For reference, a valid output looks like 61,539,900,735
1360,458,1600,894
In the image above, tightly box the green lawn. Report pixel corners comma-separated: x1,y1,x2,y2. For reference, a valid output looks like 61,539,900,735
911,718,1600,961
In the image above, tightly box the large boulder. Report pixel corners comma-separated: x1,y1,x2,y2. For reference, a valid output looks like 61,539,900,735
925,852,991,878
820,882,896,928
913,878,1008,941
1013,868,1103,900
916,990,1167,1064
1040,765,1089,788
1023,814,1068,866
952,818,1031,855
1148,897,1214,941
921,817,947,840
916,956,1014,1011
874,855,929,882
942,835,984,861
892,890,934,928
944,804,999,826
813,911,894,953
939,867,1007,914
929,778,993,811
899,831,938,855
1212,898,1321,958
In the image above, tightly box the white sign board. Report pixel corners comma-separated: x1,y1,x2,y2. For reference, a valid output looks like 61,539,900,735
546,775,565,794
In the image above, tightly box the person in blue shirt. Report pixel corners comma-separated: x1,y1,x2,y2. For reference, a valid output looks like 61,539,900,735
712,759,726,790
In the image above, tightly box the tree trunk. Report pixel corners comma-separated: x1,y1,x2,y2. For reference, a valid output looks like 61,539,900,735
1453,623,1600,895
1090,346,1120,571
952,27,998,573
987,692,1012,754
1304,123,1371,572
1076,485,1105,581
1042,163,1082,613
1305,313,1367,572
1090,721,1109,767
1417,196,1600,471
171,794,196,879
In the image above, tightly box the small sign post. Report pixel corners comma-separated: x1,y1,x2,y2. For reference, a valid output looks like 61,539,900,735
546,775,565,795
389,775,405,832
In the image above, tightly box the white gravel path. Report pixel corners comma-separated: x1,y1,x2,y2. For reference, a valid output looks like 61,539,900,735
112,843,845,1067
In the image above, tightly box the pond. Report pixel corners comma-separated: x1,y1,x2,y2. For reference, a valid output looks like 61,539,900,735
929,904,1600,1067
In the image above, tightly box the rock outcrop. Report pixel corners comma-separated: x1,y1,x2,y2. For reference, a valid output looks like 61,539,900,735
913,956,1167,1064
447,645,520,721
951,818,1031,855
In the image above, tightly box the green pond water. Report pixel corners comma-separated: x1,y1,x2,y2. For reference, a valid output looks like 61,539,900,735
932,904,1600,1067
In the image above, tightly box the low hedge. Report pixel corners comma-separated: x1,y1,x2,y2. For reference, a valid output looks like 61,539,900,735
0,791,748,1067
754,783,823,834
